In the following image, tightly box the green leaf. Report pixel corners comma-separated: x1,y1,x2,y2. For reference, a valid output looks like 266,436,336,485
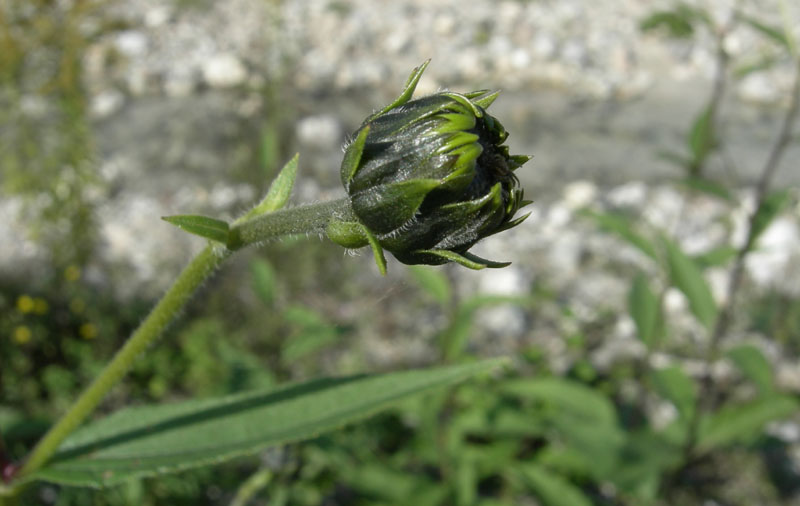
535,446,594,478
250,259,277,306
612,429,683,500
161,215,229,243
502,378,617,426
680,176,733,202
26,359,507,487
441,295,529,360
739,15,790,49
341,465,446,505
281,305,339,363
726,344,774,394
733,55,779,79
243,154,298,220
518,463,593,506
688,105,714,169
691,245,738,269
698,395,799,452
581,210,657,260
747,189,793,252
504,379,625,478
640,11,695,38
662,235,718,330
629,273,661,349
656,149,692,169
650,366,697,421
408,265,451,305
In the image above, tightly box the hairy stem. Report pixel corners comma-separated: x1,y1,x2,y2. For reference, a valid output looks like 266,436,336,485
227,198,353,250
10,197,355,487
17,245,229,479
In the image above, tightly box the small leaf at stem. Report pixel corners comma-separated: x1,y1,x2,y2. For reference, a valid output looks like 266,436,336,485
650,366,697,421
629,273,661,349
662,235,718,330
245,154,299,219
407,266,451,305
747,189,793,252
581,210,658,260
688,105,714,171
738,14,791,49
698,396,799,452
518,463,593,506
726,344,774,395
162,215,229,243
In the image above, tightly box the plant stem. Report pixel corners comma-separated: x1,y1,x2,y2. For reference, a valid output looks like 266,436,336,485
17,245,229,479
11,197,354,486
228,198,353,250
683,56,800,459
709,56,800,355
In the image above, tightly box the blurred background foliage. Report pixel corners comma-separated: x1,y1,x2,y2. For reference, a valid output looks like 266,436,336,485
2,0,800,505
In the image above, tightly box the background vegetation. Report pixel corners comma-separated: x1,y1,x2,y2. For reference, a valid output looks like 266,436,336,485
2,1,800,505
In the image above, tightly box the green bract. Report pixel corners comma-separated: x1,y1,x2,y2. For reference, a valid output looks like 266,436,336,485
327,60,531,274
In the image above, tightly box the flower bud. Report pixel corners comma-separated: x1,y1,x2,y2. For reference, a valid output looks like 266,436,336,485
327,60,531,273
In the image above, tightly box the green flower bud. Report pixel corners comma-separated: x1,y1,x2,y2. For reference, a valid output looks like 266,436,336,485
327,60,531,273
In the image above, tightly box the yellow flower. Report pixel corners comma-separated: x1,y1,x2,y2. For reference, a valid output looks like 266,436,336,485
16,295,35,314
13,325,32,344
33,298,49,315
79,323,97,340
65,265,81,282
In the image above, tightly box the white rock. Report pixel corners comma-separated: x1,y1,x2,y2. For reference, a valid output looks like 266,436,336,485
479,305,527,337
532,33,557,60
203,54,248,88
115,31,149,57
738,73,780,104
164,69,197,97
607,181,647,208
145,6,172,27
477,266,529,296
562,180,597,209
664,287,688,313
745,217,800,291
296,115,343,150
90,90,124,119
510,48,531,69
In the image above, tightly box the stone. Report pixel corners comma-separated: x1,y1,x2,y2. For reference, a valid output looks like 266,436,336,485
202,54,248,88
296,115,343,150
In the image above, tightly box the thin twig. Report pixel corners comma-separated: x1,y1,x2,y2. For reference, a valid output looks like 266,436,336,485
711,57,800,351
684,56,800,458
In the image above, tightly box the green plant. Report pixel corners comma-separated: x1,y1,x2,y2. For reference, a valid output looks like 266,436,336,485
0,61,531,503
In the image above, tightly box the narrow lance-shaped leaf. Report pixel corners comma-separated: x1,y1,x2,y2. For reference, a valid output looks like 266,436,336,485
407,265,452,305
680,176,733,202
161,215,230,243
244,153,299,219
698,396,799,453
746,189,792,252
518,463,593,506
581,210,657,260
661,235,718,330
650,366,697,422
739,14,791,49
250,259,277,306
726,344,774,395
629,273,661,349
691,245,738,269
502,378,617,426
688,105,714,171
23,358,507,488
